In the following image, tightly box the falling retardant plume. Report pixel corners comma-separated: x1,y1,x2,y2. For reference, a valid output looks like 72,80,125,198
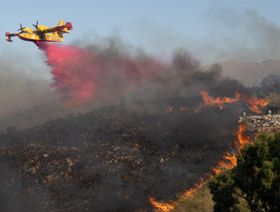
37,42,165,107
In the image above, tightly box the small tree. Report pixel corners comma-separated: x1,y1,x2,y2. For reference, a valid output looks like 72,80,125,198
209,133,280,211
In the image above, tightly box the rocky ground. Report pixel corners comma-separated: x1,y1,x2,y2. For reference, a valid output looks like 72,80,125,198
239,111,280,132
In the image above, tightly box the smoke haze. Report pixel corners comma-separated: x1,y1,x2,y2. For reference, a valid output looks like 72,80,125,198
0,55,56,118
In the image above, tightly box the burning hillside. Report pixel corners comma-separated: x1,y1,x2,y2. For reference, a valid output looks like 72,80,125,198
0,43,274,211
0,93,268,211
0,103,241,211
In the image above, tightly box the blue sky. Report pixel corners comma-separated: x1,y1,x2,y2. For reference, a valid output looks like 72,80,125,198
1,0,280,64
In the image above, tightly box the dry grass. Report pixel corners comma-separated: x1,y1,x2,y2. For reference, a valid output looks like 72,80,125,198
173,184,213,212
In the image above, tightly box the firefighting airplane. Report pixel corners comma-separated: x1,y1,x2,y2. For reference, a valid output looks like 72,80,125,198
5,20,73,43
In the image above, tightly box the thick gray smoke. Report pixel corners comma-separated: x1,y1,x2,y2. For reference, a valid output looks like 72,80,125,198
129,49,248,105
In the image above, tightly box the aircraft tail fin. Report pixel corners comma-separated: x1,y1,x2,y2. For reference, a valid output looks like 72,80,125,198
57,20,64,26
62,22,72,34
57,20,72,39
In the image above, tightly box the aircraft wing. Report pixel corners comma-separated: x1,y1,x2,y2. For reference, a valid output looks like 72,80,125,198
39,22,73,33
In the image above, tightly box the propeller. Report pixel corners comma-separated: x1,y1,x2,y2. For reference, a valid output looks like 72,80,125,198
17,23,25,31
33,21,39,29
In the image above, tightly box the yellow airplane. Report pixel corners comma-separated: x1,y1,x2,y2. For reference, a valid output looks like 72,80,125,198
5,20,73,43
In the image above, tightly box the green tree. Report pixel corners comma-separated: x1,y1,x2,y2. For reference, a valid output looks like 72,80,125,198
209,133,280,211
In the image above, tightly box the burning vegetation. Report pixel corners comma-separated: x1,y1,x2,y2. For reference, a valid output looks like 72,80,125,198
149,122,251,212
200,90,268,114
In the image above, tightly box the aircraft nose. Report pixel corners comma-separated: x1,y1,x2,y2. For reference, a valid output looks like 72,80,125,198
65,22,73,30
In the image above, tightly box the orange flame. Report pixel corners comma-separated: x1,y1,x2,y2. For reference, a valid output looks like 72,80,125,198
182,179,204,198
200,90,240,110
148,179,204,212
243,96,268,114
149,123,251,212
236,123,250,151
200,90,268,114
212,152,237,175
165,91,268,115
149,197,175,212
212,123,250,175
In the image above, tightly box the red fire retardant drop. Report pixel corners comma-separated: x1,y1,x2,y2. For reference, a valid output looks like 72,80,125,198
38,43,164,106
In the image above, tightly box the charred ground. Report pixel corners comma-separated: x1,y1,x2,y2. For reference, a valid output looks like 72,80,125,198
0,101,242,212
